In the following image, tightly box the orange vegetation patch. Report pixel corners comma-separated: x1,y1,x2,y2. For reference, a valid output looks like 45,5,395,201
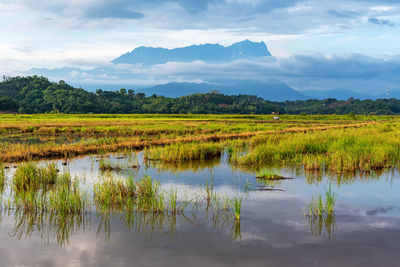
0,122,376,163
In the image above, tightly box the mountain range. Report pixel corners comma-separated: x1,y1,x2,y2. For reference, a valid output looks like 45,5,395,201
112,39,271,65
25,40,394,101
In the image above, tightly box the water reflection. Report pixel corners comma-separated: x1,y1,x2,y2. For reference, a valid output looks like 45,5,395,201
0,151,399,266
231,220,242,241
8,208,90,247
97,211,182,241
3,205,242,246
306,213,336,240
304,168,396,186
148,157,221,174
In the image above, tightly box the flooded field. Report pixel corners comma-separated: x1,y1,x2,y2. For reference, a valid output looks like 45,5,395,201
0,151,399,267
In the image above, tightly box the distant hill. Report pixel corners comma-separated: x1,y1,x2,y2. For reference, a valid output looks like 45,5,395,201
139,80,307,101
112,40,271,65
1,76,400,115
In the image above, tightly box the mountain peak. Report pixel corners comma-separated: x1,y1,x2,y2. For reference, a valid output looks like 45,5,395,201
112,40,271,65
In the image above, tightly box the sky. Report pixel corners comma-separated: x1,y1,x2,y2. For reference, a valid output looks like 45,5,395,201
1,0,400,94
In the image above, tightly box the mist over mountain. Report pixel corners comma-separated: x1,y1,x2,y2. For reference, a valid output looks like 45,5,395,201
112,40,271,65
141,80,307,101
24,39,392,101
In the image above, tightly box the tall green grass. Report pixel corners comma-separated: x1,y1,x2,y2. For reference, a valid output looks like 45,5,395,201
94,175,185,214
236,126,400,173
47,174,89,216
231,197,243,221
12,170,89,216
256,169,282,179
145,142,223,162
305,185,336,217
13,163,58,192
93,174,136,211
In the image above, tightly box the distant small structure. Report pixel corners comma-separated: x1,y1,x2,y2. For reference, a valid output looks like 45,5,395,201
272,112,280,121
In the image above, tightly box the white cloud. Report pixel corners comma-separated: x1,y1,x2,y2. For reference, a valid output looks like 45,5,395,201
371,6,396,13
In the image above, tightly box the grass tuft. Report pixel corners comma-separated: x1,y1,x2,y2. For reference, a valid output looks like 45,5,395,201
231,197,242,221
13,163,58,192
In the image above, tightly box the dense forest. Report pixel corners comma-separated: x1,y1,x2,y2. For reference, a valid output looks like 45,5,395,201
0,76,399,115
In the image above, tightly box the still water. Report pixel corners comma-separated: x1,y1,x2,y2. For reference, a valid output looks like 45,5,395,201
0,153,399,266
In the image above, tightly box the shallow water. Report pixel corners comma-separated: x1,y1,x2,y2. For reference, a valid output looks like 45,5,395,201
1,153,400,266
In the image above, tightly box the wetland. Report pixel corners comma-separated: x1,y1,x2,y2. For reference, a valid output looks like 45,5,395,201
0,114,399,266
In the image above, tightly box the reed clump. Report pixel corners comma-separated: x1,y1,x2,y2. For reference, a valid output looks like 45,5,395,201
256,169,284,180
94,175,186,214
93,175,136,211
305,186,336,217
12,171,89,216
98,158,123,171
47,174,89,216
145,142,223,162
13,163,58,192
231,197,243,221
305,186,337,239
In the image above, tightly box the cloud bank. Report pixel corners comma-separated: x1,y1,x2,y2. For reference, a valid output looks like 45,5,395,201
28,52,400,95
1,0,400,96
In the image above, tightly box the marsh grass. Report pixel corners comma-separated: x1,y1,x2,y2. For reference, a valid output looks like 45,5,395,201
304,187,337,240
93,174,136,211
12,171,89,217
231,197,243,221
94,175,190,215
47,176,89,216
256,169,283,179
0,114,377,163
305,185,336,217
98,158,123,171
145,142,223,162
135,176,165,213
3,151,254,244
226,141,247,165
237,125,400,173
4,167,89,245
13,163,58,192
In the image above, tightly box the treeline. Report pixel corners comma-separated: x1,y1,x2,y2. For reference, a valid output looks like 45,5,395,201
0,76,399,115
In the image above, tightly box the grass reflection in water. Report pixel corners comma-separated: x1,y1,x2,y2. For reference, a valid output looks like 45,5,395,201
0,163,245,246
